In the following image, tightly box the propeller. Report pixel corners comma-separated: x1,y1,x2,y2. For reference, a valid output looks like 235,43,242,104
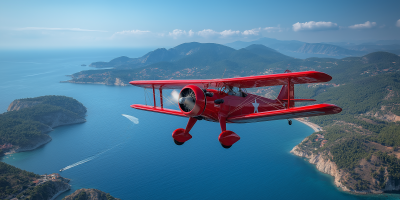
171,90,180,104
179,88,196,112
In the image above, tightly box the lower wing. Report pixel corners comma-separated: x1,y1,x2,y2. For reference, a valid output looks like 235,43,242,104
227,104,341,123
131,104,187,118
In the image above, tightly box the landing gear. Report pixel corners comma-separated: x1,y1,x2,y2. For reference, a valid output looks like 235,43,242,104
288,120,292,125
218,116,240,149
221,144,232,149
172,117,197,146
218,130,240,149
174,139,185,145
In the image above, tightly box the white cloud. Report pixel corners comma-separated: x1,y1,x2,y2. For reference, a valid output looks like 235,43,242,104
292,21,338,32
120,26,283,40
264,26,282,32
188,30,194,37
242,28,260,35
168,29,188,39
349,21,377,29
17,27,107,32
115,30,151,35
197,29,219,37
397,19,400,27
220,30,240,37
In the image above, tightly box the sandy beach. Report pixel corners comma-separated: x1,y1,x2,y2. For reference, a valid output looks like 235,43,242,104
295,118,323,132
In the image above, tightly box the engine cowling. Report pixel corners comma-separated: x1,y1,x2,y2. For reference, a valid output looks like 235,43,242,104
178,85,206,117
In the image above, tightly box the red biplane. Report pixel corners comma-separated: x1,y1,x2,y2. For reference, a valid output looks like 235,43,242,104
129,70,341,148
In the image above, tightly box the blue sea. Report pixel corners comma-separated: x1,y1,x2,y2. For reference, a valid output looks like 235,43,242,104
0,49,398,200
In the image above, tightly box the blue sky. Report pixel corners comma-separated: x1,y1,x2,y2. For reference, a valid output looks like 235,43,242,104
1,0,400,49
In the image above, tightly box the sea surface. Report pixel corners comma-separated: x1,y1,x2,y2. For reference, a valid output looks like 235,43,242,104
0,49,398,200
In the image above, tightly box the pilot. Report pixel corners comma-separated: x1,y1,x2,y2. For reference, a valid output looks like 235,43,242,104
227,86,244,97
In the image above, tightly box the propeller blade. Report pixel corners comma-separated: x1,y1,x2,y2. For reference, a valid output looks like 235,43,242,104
171,90,179,103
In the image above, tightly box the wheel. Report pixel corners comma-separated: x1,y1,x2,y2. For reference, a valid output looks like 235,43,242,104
218,130,240,148
174,139,185,145
288,120,292,125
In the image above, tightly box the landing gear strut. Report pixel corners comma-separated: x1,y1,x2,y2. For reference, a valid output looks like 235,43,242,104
218,116,240,148
172,117,197,145
288,119,292,125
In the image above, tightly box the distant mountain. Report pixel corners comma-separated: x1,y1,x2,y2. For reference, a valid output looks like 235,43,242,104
295,43,363,57
68,42,295,85
244,44,293,61
90,42,237,69
225,37,400,59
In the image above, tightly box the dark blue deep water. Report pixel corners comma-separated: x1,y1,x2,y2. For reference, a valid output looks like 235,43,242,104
0,49,398,200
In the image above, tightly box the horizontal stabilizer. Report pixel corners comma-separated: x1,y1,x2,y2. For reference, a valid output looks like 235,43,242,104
131,104,187,118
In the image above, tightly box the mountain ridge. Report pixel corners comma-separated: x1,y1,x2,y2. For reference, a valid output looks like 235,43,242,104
225,37,400,59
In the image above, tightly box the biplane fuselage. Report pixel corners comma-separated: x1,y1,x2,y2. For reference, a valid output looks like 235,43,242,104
130,70,342,148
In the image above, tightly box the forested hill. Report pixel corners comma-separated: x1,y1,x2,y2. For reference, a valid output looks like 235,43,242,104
0,96,86,152
65,42,296,85
290,52,400,193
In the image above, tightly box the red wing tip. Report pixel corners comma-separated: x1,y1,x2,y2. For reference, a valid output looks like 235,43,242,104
130,104,142,108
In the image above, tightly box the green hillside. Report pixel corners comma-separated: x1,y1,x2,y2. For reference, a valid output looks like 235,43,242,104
0,161,39,198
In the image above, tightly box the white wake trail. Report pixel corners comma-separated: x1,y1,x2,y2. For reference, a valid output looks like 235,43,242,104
61,143,123,171
122,114,139,124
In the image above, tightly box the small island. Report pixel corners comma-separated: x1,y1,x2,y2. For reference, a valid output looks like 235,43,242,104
0,95,87,155
63,188,120,200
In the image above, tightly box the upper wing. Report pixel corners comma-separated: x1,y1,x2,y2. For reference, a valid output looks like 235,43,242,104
129,71,332,89
227,104,341,123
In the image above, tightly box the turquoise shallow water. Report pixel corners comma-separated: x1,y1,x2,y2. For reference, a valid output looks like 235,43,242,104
1,49,398,200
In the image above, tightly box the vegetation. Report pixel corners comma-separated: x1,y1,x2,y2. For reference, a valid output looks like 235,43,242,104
22,181,56,200
330,138,371,169
62,189,119,200
0,162,39,199
371,125,400,148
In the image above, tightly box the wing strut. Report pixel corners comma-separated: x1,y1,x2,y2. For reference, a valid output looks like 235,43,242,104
152,85,156,107
287,78,291,109
160,88,163,109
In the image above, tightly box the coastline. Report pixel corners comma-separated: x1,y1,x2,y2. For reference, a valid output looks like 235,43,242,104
5,134,52,155
295,118,322,132
50,184,71,200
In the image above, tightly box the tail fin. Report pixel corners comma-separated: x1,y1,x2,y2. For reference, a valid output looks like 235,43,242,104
277,70,294,108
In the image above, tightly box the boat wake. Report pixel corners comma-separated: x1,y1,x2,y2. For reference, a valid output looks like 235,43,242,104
60,143,123,171
122,114,139,124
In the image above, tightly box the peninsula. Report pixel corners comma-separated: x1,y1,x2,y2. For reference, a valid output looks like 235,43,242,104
0,161,70,200
0,95,87,155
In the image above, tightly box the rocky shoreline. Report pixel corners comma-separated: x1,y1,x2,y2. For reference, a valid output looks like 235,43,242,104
290,144,400,194
290,145,351,192
290,117,400,194
60,77,129,86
